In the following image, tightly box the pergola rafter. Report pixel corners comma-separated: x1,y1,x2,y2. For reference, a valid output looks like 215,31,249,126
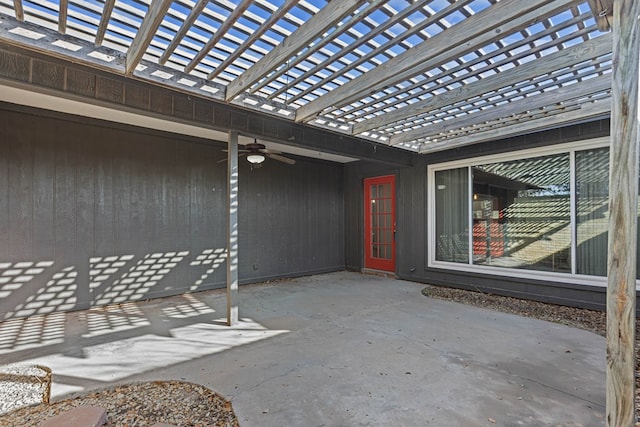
263,0,392,102
280,0,474,106
391,74,611,146
354,32,612,136
224,0,364,102
183,0,252,75
206,0,300,81
157,0,208,65
125,0,172,74
95,0,115,46
58,0,67,34
336,7,593,124
11,0,22,21
294,0,572,123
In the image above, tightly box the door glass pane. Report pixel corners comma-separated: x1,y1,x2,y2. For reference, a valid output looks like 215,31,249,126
576,147,609,276
435,168,469,263
370,182,393,261
472,153,571,273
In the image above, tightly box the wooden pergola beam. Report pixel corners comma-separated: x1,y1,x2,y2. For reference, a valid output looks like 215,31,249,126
295,0,572,123
224,0,364,101
95,0,115,46
207,0,300,80
355,33,612,135
126,0,172,74
587,0,613,32
158,0,209,65
13,0,23,22
606,0,639,425
392,74,611,146
184,0,253,74
58,0,68,34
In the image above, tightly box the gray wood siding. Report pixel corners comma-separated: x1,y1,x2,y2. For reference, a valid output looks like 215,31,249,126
0,107,345,320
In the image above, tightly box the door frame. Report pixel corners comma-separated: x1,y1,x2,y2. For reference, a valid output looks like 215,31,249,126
364,174,396,272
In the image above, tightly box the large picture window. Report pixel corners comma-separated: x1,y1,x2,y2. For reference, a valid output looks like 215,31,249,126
428,138,627,284
472,153,571,273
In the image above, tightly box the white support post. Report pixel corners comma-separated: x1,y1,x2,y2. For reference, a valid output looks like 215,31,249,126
227,131,239,326
606,0,640,425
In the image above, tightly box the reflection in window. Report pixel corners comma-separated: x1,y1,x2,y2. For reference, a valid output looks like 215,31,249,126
472,154,571,272
575,148,609,276
435,168,468,263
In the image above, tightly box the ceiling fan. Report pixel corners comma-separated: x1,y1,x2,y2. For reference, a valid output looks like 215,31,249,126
221,139,296,167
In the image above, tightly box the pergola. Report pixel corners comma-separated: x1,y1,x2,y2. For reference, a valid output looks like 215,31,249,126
0,0,615,151
0,0,637,424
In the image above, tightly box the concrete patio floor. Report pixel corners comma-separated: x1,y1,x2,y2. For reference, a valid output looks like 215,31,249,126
1,271,605,426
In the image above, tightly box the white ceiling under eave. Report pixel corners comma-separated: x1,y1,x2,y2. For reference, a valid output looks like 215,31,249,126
0,0,613,155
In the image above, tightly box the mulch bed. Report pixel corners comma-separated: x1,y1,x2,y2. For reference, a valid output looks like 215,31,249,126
423,285,640,425
0,380,239,427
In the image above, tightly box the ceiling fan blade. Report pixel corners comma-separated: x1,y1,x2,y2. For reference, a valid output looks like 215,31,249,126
260,148,283,155
267,153,296,165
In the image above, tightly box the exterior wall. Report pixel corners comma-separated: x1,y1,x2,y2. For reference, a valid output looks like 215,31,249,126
0,105,345,320
346,120,618,312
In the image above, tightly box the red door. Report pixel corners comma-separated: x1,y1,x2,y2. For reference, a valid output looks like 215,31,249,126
364,175,396,272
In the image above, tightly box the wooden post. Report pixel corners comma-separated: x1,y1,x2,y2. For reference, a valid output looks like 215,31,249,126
606,0,640,425
227,131,239,326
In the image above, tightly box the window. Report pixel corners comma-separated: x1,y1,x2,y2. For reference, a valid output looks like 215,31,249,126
428,138,621,285
434,168,468,263
472,153,571,273
575,147,609,276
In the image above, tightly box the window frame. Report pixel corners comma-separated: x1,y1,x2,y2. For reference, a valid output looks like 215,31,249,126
427,137,611,287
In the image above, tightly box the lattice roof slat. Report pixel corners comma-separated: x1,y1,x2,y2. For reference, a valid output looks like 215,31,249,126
335,13,595,124
224,0,365,101
341,3,585,125
206,0,300,80
183,0,251,74
353,19,610,135
0,0,614,154
264,0,394,102
280,0,471,107
296,0,573,123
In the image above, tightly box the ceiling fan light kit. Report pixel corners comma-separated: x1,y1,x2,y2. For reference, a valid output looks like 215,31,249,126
247,153,266,164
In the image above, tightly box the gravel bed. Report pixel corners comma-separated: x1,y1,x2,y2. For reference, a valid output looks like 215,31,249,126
0,380,238,427
0,364,51,415
423,285,640,425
